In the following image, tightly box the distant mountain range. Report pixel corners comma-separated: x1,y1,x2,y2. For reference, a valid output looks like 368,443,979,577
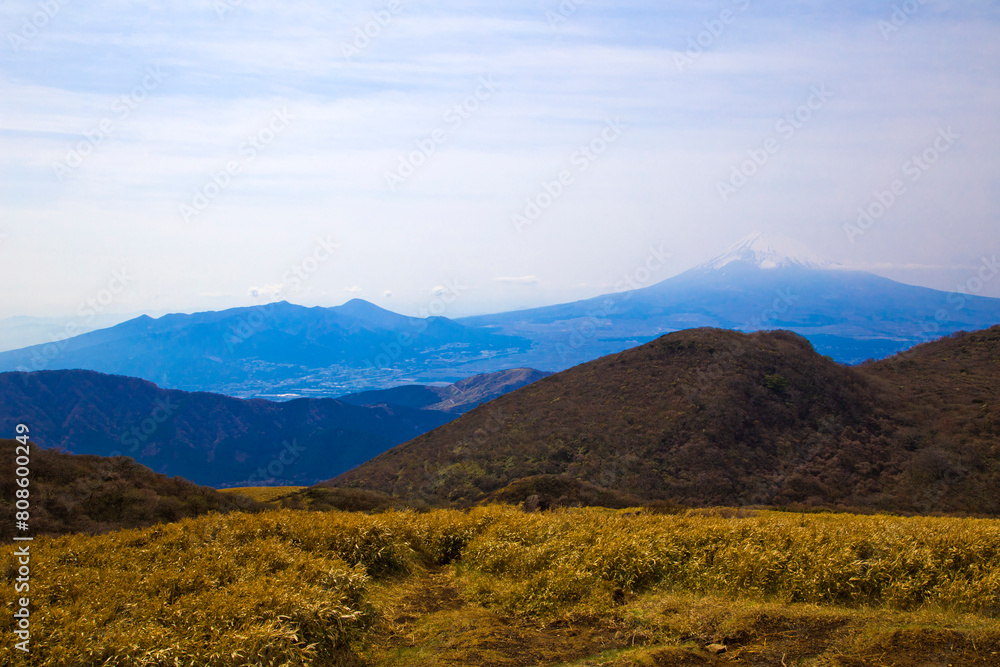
0,299,530,397
0,313,142,354
328,324,1000,515
1,233,998,397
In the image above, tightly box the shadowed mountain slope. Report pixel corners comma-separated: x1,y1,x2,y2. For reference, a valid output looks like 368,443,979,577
0,369,453,487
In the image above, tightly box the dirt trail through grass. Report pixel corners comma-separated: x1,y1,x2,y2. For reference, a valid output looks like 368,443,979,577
369,566,638,666
366,567,1000,667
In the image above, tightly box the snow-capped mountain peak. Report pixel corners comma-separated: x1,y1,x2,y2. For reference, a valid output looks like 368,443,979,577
698,231,838,271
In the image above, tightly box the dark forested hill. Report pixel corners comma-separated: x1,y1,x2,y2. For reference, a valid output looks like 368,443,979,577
0,369,453,487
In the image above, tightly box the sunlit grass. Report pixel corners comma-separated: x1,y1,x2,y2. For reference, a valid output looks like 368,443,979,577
219,486,307,503
2,505,997,665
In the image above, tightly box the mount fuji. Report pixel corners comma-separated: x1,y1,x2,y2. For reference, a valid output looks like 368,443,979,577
697,231,837,271
460,232,1000,367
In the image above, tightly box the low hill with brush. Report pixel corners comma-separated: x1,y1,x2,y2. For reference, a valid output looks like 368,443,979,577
0,439,261,539
328,326,1000,514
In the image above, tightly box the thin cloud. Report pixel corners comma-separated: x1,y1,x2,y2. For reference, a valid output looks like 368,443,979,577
248,284,286,298
495,276,540,285
845,263,981,271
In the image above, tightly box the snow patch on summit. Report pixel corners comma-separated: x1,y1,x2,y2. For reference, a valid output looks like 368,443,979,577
698,232,839,271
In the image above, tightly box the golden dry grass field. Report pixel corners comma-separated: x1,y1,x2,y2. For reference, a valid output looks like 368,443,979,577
219,486,308,503
3,506,999,666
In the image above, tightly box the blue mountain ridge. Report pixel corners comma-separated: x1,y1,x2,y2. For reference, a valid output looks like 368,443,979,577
1,234,998,395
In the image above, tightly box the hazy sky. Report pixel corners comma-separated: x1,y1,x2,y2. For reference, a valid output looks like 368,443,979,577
2,0,998,320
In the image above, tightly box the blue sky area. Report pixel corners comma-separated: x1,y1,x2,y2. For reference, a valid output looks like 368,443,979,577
1,0,998,318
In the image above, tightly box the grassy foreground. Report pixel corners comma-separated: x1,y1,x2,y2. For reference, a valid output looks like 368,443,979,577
2,506,999,665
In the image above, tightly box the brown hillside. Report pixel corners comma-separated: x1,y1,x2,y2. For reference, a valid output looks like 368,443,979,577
328,326,1000,514
864,326,1000,512
0,440,262,539
328,329,907,509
